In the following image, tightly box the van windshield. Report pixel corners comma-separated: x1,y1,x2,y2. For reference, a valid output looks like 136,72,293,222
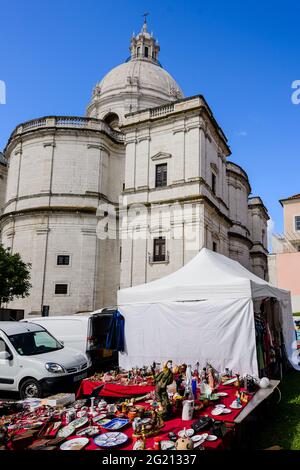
8,331,63,356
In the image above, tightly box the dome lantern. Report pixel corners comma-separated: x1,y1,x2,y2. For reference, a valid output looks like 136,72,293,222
129,15,160,65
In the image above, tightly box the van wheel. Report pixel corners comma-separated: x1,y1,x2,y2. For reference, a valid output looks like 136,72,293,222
19,379,42,399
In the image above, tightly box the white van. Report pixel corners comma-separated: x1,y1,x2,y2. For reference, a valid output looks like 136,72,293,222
0,322,91,398
23,309,118,370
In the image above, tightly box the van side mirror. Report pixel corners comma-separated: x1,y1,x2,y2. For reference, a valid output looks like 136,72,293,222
0,351,12,360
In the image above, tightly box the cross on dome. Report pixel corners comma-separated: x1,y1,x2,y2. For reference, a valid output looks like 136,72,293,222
142,12,149,32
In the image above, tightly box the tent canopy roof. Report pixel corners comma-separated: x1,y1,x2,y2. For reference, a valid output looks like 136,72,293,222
118,248,289,304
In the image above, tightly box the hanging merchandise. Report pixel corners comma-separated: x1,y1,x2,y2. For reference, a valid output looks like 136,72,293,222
105,310,125,352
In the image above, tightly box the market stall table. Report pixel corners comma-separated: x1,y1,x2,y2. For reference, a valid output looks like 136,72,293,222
77,380,253,424
233,380,280,424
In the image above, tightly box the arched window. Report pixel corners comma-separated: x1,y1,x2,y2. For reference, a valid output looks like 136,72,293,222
103,112,120,130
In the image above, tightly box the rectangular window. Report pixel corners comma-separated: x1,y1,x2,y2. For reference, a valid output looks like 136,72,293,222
212,172,216,195
153,237,166,262
55,284,68,295
155,163,167,188
295,216,300,231
57,255,70,266
213,241,217,252
144,46,149,57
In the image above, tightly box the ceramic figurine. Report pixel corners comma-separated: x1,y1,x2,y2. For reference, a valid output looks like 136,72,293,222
175,436,194,451
152,360,174,420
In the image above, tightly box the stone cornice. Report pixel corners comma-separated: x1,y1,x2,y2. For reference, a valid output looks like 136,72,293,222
124,194,232,227
3,191,113,210
228,230,253,248
0,206,98,226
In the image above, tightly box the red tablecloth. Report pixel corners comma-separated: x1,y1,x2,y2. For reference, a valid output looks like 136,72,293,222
79,417,230,451
76,380,253,424
196,384,253,423
76,380,154,398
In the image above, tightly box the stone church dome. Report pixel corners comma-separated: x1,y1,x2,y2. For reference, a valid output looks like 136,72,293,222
86,19,183,127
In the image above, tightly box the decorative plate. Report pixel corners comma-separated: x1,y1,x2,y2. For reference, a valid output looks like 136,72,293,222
192,433,208,442
216,392,228,397
93,432,128,448
211,408,223,416
60,437,89,450
96,418,111,426
160,440,176,450
93,414,107,423
222,408,232,414
178,428,194,438
206,434,218,441
71,417,89,429
57,424,76,438
222,377,237,385
76,426,100,437
101,418,129,430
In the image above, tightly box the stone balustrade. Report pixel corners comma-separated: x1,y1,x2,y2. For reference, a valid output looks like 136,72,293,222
150,104,175,118
11,116,125,143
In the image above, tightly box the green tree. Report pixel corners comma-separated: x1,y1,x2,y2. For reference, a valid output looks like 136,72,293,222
0,245,31,307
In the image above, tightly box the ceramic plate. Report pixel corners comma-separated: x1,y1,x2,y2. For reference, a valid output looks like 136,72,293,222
222,408,232,414
230,402,242,409
160,440,176,450
211,408,223,416
76,426,100,437
96,418,111,426
193,440,205,449
102,418,130,430
178,428,194,438
93,432,128,448
93,414,107,422
192,433,208,442
216,392,228,397
60,437,89,451
71,417,89,429
57,424,75,438
206,434,218,441
215,404,226,408
223,377,237,386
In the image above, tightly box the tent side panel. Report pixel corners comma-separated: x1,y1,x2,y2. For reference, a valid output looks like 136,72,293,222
119,299,258,376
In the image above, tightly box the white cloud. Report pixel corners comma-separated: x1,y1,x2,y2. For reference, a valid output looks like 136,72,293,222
235,130,248,137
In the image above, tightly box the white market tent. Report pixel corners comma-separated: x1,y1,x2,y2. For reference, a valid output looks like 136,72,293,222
118,248,299,375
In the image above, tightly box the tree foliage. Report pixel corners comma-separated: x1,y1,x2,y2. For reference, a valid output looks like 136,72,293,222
0,245,31,306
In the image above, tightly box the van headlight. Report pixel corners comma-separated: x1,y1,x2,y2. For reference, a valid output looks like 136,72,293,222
45,363,65,373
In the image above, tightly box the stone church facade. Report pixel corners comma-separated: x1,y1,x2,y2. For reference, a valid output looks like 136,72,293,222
0,22,269,316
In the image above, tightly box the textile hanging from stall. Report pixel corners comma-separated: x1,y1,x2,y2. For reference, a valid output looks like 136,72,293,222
105,309,125,352
254,298,284,378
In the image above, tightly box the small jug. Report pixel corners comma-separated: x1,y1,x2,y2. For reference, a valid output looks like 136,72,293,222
182,399,194,421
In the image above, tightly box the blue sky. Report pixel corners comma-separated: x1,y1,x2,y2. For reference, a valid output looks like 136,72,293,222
0,0,299,235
